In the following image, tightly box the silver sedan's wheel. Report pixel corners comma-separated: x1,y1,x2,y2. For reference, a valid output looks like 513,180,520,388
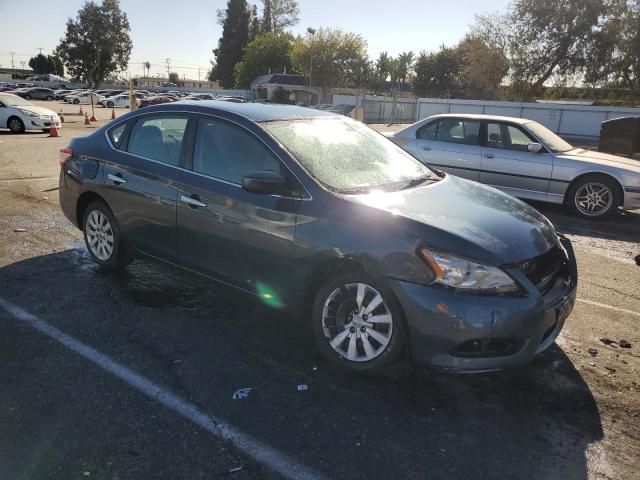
574,182,613,217
8,117,25,133
85,210,115,261
321,282,393,362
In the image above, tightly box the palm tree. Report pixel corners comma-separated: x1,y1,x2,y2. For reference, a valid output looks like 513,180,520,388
144,61,151,77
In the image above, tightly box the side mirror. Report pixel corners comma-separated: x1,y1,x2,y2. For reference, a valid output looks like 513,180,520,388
527,142,543,153
242,170,291,196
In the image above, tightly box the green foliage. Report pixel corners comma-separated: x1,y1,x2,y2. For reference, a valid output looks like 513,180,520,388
290,27,369,101
413,46,462,97
233,31,295,88
214,0,252,88
457,35,508,99
56,0,132,88
271,86,291,103
261,0,299,32
28,54,49,74
168,72,180,84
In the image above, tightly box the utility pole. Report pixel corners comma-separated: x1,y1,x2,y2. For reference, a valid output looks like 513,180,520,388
198,68,201,81
9,52,16,69
165,58,171,79
37,47,44,54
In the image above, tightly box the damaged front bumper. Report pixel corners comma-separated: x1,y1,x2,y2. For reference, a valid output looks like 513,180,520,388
389,236,578,371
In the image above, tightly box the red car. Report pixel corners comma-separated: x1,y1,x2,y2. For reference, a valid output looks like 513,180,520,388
139,95,177,108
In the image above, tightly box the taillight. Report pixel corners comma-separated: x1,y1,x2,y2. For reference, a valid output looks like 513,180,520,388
59,147,73,168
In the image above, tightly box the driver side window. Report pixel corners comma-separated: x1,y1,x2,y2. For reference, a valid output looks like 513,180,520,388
486,122,536,152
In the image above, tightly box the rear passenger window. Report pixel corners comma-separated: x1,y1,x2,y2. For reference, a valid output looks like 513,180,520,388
417,121,437,140
127,116,188,166
435,119,480,145
108,123,127,147
192,117,282,184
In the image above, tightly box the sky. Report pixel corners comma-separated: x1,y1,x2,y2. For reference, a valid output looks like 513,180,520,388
0,0,510,80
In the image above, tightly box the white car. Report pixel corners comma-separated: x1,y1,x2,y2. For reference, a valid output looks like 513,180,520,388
65,91,101,105
98,93,144,108
390,113,640,218
0,93,61,133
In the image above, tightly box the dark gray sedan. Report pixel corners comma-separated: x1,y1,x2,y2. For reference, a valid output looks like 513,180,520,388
58,102,577,372
14,87,55,101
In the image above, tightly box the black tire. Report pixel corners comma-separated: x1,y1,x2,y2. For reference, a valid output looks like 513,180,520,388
7,116,25,134
24,94,31,100
107,101,114,108
82,200,133,270
73,98,80,104
311,272,406,372
566,174,621,219
46,95,53,101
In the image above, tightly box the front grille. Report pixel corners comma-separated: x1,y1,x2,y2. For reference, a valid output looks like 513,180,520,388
518,245,568,294
451,338,525,358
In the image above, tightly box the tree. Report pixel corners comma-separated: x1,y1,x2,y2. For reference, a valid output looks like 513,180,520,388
457,35,508,99
144,61,151,77
168,72,180,84
48,55,65,76
395,51,415,84
261,0,299,32
249,4,261,40
413,46,462,97
28,54,49,74
233,31,295,87
290,28,369,101
214,0,252,88
56,0,132,88
585,0,640,89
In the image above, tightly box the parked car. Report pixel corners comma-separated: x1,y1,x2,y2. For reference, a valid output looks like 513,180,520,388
138,95,177,108
0,93,61,133
58,102,577,373
98,93,145,108
65,91,101,105
54,89,75,100
389,114,640,219
13,87,55,101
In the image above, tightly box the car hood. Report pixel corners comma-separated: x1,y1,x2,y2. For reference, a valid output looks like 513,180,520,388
15,105,58,117
558,148,640,174
342,175,558,265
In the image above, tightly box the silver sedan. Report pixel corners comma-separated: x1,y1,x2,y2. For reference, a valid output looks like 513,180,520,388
390,114,640,219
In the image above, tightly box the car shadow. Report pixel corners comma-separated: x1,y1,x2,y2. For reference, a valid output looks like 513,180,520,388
0,249,604,479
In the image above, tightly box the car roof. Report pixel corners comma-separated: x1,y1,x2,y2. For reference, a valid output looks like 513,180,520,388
427,113,531,125
162,100,340,122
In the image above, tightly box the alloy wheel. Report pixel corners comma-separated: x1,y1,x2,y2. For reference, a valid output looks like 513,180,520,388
322,282,393,362
574,182,613,216
85,210,115,261
9,118,23,133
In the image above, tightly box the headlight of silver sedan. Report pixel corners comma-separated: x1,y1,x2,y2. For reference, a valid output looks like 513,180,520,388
418,247,520,294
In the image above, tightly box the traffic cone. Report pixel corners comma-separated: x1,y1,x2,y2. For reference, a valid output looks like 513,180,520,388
79,106,83,115
49,122,60,138
84,113,90,125
59,109,65,123
111,108,116,120
90,113,97,122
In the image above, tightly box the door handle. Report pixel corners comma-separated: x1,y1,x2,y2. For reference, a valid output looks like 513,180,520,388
483,153,495,159
422,146,431,151
180,195,207,208
107,173,126,184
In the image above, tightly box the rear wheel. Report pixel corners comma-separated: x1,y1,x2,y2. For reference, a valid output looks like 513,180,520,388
46,95,53,101
24,94,32,100
567,175,621,219
73,98,80,105
107,101,114,108
311,273,405,372
82,201,133,270
8,116,25,133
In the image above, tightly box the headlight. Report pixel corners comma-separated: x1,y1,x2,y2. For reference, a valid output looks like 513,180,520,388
18,109,40,117
418,247,520,294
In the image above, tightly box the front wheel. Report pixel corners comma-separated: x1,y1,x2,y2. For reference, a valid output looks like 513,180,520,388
107,101,114,108
73,98,80,105
567,175,621,219
311,273,405,372
8,116,25,133
24,95,32,100
46,96,53,101
82,201,133,270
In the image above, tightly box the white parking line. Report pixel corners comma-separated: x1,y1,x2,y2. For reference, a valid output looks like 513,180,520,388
577,298,640,318
0,297,327,480
0,176,59,183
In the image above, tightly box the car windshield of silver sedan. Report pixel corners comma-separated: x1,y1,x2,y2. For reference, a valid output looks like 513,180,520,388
525,121,574,153
0,94,33,107
264,117,439,193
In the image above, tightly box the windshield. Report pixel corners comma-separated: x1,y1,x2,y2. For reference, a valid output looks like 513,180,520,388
264,117,437,193
524,121,574,153
0,94,33,107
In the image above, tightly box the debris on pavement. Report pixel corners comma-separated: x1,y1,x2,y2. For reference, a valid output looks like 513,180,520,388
297,384,308,391
13,228,27,232
226,466,243,475
619,339,632,348
588,348,598,356
605,366,617,373
232,387,252,400
600,338,618,347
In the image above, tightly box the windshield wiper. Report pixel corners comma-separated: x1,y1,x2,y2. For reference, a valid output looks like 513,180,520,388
399,175,438,190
